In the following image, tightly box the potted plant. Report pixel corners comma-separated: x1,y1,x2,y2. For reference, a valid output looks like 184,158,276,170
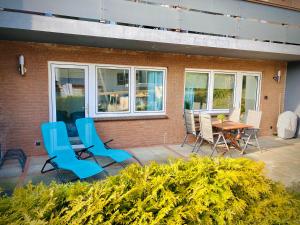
217,114,226,123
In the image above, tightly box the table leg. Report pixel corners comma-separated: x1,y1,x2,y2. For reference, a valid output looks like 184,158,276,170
225,133,242,151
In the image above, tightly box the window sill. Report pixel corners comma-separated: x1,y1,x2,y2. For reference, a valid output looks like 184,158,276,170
94,115,169,122
192,110,230,115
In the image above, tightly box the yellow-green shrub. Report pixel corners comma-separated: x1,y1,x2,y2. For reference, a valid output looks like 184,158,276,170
0,157,299,225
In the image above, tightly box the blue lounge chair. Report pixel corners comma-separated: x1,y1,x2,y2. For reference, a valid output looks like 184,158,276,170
76,118,142,167
40,121,105,181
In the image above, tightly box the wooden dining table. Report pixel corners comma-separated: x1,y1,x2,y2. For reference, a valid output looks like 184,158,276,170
212,120,253,152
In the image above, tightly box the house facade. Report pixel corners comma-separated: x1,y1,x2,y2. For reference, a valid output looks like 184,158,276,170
0,0,299,156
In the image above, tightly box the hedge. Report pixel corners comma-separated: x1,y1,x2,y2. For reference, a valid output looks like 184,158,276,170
0,157,299,225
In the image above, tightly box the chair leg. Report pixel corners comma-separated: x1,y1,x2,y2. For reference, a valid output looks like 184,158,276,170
210,144,216,158
221,134,230,152
210,135,221,157
192,135,201,152
181,134,188,147
119,162,126,168
254,133,262,153
132,155,143,166
41,160,57,174
90,154,101,166
241,134,252,155
196,138,204,153
221,134,231,157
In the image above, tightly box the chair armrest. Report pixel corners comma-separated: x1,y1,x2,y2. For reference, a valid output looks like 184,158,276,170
104,139,114,145
104,139,114,149
80,145,94,153
76,145,94,157
41,156,57,174
46,156,57,163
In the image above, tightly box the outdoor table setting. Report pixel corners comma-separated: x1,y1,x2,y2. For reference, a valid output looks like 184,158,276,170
212,120,253,152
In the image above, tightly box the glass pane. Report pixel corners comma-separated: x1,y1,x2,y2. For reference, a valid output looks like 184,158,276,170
213,73,235,109
135,70,164,111
241,75,258,115
55,68,85,137
97,68,129,112
184,72,208,110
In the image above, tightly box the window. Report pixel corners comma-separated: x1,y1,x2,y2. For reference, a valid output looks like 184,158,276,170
184,72,208,110
212,73,235,109
94,66,166,116
54,67,86,137
50,63,166,121
97,67,129,113
135,70,164,112
184,70,260,114
241,75,259,116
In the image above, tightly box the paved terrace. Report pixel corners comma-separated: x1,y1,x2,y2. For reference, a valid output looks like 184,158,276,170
1,136,300,194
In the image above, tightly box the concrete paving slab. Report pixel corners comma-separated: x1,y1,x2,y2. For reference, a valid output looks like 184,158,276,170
0,159,22,178
130,146,180,164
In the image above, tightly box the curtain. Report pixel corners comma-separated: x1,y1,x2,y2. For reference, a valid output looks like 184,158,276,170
147,71,163,111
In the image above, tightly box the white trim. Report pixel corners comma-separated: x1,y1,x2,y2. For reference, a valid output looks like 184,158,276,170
48,61,167,120
211,71,237,111
183,68,262,114
48,62,89,122
133,67,167,114
184,69,210,111
240,72,262,112
94,65,131,115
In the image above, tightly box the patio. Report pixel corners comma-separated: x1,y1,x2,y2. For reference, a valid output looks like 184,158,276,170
0,136,300,194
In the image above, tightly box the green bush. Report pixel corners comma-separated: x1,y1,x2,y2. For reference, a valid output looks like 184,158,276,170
0,157,299,225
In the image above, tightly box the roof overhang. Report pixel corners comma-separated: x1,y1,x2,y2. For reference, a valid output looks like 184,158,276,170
1,11,300,61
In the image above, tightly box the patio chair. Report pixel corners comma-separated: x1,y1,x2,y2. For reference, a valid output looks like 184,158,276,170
41,121,105,181
195,113,229,157
241,110,262,154
75,118,142,167
0,144,27,172
228,108,241,123
182,110,201,150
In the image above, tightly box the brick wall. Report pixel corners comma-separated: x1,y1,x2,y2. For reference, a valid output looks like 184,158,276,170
0,41,287,156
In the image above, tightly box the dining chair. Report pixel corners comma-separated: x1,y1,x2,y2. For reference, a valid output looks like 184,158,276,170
241,110,262,154
182,110,201,151
195,113,229,157
228,108,241,123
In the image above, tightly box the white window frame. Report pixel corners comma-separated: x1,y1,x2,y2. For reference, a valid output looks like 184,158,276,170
133,67,167,114
210,71,237,112
48,61,167,120
94,65,132,116
184,69,262,114
48,62,89,122
236,72,262,112
183,69,211,111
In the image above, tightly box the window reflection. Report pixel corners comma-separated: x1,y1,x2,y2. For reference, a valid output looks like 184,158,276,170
213,73,235,109
55,68,85,137
135,70,164,112
184,72,208,110
97,68,129,112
